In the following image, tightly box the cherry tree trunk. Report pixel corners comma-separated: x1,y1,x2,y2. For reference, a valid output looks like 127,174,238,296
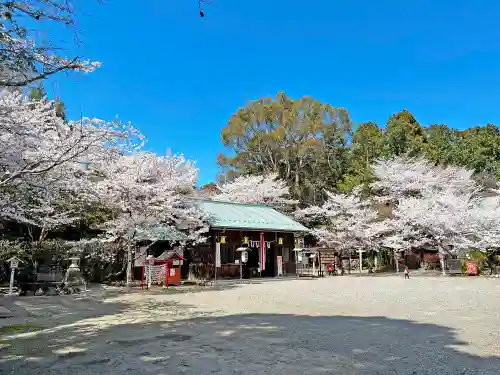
126,242,132,288
438,246,446,276
394,251,400,273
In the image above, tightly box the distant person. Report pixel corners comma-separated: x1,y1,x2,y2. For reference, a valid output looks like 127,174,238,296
404,265,410,279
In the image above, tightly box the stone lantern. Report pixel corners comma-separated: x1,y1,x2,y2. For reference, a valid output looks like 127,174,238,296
68,256,81,271
63,254,85,292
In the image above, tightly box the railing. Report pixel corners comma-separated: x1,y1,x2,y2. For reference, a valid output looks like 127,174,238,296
36,272,64,282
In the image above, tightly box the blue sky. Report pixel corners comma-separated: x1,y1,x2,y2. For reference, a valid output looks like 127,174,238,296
46,0,500,185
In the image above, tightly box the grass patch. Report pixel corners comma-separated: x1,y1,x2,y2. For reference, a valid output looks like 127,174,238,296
0,323,41,335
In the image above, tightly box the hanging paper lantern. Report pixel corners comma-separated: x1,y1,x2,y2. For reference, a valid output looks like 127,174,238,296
219,235,226,244
243,236,249,244
278,237,283,245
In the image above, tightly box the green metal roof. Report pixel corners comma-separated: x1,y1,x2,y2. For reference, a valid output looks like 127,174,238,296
134,226,188,242
199,200,309,233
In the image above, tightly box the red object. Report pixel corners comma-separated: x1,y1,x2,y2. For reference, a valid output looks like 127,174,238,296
327,266,332,273
260,232,266,271
164,263,168,289
153,252,184,286
466,261,478,276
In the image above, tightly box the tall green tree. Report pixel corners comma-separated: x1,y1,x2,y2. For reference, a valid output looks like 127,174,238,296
384,110,426,157
340,122,384,193
218,92,353,204
422,124,459,165
455,124,500,178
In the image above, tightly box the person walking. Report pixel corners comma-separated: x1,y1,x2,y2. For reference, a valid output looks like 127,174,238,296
404,265,410,279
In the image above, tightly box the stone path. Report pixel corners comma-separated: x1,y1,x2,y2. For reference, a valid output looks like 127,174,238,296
0,276,499,374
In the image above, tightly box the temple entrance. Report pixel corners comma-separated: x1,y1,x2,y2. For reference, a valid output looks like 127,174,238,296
262,244,276,277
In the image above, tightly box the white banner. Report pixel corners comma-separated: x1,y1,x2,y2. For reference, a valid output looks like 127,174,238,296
277,256,283,277
215,242,221,267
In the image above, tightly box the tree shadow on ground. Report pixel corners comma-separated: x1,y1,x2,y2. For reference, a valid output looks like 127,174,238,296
1,293,130,324
1,308,499,375
92,278,300,299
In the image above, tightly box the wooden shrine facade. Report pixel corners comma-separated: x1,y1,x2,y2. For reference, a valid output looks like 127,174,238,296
183,200,309,281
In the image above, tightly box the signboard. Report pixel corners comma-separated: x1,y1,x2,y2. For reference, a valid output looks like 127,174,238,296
8,257,20,269
215,242,221,267
10,258,19,269
277,256,283,277
172,259,180,266
169,268,176,277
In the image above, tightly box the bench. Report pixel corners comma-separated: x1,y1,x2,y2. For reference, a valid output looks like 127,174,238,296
36,272,64,283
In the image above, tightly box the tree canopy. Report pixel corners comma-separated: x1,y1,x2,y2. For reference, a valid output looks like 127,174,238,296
219,92,500,202
218,92,353,204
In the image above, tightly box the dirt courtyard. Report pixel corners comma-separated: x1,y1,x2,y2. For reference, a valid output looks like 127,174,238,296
1,276,500,374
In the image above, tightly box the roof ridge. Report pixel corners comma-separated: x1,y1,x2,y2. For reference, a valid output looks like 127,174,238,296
197,199,309,232
192,198,274,209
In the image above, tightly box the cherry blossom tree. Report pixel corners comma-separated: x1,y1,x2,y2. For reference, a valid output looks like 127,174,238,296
0,92,144,187
213,174,297,211
371,157,500,274
0,91,144,258
371,157,478,201
97,151,209,286
0,1,101,87
295,190,393,272
471,192,500,250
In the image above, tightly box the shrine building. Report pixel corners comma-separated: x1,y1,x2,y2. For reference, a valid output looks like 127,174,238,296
184,200,309,280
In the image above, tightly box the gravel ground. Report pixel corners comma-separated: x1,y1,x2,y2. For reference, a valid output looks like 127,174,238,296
1,276,500,375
